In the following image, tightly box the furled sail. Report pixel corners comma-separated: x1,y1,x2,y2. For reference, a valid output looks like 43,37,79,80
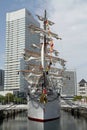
18,10,66,93
29,24,62,40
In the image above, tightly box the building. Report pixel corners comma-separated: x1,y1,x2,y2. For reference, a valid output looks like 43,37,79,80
4,8,40,92
77,79,87,97
0,91,13,96
0,69,4,91
61,70,77,97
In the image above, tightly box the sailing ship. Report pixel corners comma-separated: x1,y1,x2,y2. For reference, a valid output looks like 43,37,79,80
20,10,66,122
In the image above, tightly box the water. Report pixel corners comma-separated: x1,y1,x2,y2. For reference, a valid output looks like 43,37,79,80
0,110,87,130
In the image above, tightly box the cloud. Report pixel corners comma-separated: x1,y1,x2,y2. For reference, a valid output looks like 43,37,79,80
41,0,87,81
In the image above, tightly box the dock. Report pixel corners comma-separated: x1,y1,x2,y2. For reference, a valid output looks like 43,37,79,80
61,99,87,118
0,104,27,120
0,100,87,120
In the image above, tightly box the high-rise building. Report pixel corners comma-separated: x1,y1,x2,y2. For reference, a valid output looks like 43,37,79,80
61,70,77,97
0,69,4,91
4,8,40,92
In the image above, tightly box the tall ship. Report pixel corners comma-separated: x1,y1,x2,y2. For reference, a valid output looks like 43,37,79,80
20,10,66,122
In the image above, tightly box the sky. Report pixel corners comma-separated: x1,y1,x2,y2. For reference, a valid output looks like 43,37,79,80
0,0,87,82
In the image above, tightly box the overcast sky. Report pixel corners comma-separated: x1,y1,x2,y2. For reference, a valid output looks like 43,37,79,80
0,0,87,82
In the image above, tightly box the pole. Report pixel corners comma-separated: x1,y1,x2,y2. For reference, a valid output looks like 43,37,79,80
43,10,47,67
43,10,47,88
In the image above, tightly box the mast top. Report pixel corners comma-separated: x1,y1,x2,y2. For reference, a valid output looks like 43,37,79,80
44,10,47,20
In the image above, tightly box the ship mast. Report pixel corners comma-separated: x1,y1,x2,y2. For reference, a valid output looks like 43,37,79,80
44,10,47,52
41,10,47,70
42,10,47,88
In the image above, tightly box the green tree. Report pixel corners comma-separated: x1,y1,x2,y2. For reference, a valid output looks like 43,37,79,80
5,93,14,103
73,95,82,101
0,95,5,103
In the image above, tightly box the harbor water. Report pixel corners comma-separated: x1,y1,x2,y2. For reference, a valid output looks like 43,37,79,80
0,110,87,130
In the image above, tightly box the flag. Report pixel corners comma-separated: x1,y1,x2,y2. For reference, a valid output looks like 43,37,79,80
50,40,54,52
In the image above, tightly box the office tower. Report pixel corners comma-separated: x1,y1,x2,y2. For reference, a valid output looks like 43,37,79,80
61,70,77,97
4,8,40,92
0,69,4,91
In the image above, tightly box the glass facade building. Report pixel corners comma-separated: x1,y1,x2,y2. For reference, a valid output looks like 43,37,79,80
0,69,4,91
4,8,40,92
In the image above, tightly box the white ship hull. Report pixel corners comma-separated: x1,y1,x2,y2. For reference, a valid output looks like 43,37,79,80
28,97,60,122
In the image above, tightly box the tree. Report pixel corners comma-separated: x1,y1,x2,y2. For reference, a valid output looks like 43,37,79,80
0,95,5,103
5,93,14,103
73,95,82,101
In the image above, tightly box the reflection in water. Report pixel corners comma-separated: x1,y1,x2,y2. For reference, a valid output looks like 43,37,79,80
0,112,27,130
28,119,60,130
0,110,87,130
60,111,87,130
